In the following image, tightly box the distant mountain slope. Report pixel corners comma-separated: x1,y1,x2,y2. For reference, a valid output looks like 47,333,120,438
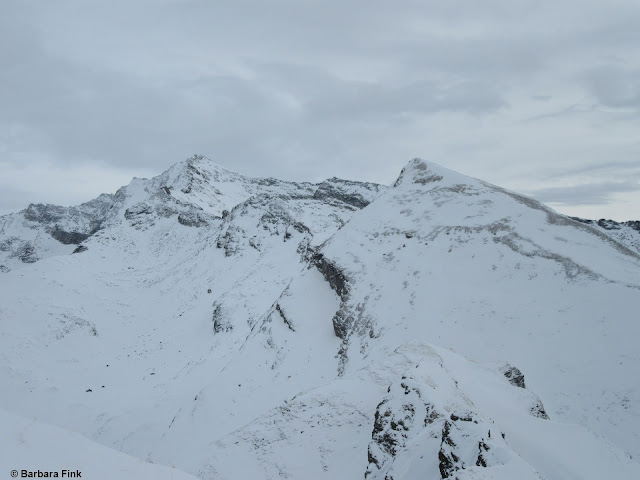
0,157,638,479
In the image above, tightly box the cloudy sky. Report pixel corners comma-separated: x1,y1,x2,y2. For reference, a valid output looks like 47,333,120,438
1,0,639,219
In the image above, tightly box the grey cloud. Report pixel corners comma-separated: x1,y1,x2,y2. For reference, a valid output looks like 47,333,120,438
254,62,505,120
0,183,36,216
521,104,599,124
585,66,640,109
539,160,640,181
2,0,640,219
0,25,504,176
530,181,640,206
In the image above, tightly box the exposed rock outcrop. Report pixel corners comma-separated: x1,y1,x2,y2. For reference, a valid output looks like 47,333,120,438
212,304,233,334
177,212,211,227
313,177,383,209
124,203,154,228
365,376,511,480
502,364,526,389
366,377,437,478
50,226,91,245
311,252,350,300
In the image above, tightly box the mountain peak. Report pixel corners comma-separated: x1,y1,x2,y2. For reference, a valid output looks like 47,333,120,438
161,154,246,188
392,158,469,188
183,154,240,175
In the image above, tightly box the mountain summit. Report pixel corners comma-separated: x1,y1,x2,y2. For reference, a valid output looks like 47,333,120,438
1,157,639,479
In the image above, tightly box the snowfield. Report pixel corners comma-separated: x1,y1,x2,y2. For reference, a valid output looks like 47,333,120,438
0,408,199,480
1,155,639,479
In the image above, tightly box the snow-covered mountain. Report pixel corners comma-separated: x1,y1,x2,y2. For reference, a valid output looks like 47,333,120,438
1,156,639,479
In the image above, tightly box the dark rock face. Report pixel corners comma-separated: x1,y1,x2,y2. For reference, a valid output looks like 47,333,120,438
124,203,153,220
212,304,233,333
570,216,640,234
627,220,640,232
331,308,352,341
415,174,444,185
72,245,88,254
0,265,9,273
366,377,442,479
275,303,295,332
310,251,378,374
313,178,380,209
530,400,550,420
124,203,154,229
17,243,38,263
23,196,118,234
503,365,526,389
177,212,210,227
0,237,17,253
366,379,426,478
598,219,621,230
216,228,241,257
50,226,91,245
438,414,480,478
476,439,490,467
438,420,459,478
23,203,65,224
311,252,349,300
310,252,353,340
0,237,37,263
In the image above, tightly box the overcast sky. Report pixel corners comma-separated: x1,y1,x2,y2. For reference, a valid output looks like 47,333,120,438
1,0,639,220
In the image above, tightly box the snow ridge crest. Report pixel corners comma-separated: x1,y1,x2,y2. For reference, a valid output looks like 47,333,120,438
393,158,471,189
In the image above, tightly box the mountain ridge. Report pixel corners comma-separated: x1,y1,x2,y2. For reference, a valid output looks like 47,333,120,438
0,154,384,271
2,155,638,271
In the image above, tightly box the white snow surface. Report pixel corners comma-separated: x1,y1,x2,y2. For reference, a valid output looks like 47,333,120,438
1,156,639,479
0,408,199,480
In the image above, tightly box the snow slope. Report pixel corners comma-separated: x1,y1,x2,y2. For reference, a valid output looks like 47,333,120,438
0,409,199,480
296,159,640,457
569,217,640,254
1,156,639,479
